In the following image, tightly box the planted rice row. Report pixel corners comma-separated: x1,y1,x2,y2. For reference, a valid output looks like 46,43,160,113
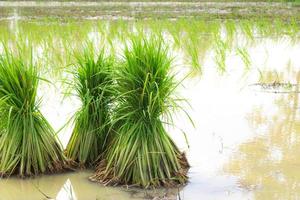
1,18,299,76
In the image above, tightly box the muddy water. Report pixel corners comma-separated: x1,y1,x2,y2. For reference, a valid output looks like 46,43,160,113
0,171,182,200
224,76,300,199
1,12,300,200
0,38,297,200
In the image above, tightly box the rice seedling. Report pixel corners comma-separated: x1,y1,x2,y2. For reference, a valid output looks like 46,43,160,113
166,20,182,48
0,47,66,177
65,45,114,167
214,37,228,73
181,20,218,74
183,34,202,73
225,20,237,49
236,47,251,70
257,69,285,85
90,36,189,188
256,19,273,38
240,20,255,44
285,18,300,44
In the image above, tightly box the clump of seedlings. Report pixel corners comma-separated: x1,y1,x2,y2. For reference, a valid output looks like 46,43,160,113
65,45,114,167
90,36,189,188
0,48,66,177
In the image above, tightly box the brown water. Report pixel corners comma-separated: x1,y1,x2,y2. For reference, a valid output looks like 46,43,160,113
1,4,300,199
225,74,300,199
0,171,182,200
0,38,298,200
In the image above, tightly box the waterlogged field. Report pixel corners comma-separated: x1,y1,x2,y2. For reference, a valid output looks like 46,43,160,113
0,2,300,200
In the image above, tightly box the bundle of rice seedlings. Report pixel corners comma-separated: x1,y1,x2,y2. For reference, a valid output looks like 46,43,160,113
65,46,114,167
90,36,189,188
0,48,66,177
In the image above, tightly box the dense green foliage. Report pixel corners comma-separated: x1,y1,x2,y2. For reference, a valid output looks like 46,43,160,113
65,46,114,167
0,48,66,177
90,36,189,188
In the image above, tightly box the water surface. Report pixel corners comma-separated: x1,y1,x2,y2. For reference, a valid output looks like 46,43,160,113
0,3,300,200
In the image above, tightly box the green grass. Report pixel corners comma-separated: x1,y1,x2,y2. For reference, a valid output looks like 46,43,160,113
0,47,66,177
90,36,189,188
65,45,114,167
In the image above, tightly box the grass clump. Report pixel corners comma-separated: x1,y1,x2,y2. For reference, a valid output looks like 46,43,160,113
90,36,189,188
65,46,114,167
0,48,66,177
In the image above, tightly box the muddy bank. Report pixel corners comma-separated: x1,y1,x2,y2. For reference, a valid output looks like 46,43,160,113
0,1,299,20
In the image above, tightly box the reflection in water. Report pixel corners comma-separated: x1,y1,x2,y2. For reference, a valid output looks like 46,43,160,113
0,174,66,200
225,72,300,199
56,179,77,200
0,171,181,200
0,34,296,200
0,8,300,199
